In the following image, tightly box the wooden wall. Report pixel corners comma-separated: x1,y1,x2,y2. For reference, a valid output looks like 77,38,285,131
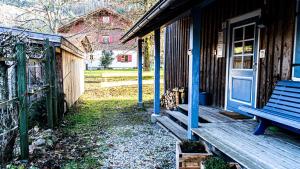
164,17,190,90
164,0,296,108
61,49,85,108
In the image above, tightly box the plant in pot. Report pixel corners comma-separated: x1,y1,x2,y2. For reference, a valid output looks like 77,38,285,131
176,140,212,169
201,157,241,169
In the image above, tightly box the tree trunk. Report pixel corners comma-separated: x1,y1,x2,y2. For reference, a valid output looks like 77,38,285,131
143,36,152,71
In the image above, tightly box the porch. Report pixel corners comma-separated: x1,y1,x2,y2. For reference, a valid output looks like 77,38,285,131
156,104,300,169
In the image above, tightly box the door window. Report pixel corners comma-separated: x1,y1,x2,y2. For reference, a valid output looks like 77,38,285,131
232,24,255,70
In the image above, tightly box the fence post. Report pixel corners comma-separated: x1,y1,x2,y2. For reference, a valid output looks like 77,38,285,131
51,46,58,126
16,43,29,160
45,39,53,128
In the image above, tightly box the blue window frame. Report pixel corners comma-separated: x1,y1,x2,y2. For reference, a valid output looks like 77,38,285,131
294,1,300,79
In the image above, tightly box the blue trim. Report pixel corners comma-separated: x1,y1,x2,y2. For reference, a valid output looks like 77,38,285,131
188,8,201,140
154,29,161,115
138,39,143,105
294,1,300,78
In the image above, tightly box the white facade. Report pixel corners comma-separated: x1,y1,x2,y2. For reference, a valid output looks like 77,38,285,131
86,50,137,70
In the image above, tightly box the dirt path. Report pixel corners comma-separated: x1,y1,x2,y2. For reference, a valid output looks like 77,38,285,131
7,71,173,169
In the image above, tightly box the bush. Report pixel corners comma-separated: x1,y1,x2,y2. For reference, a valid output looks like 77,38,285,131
204,157,230,169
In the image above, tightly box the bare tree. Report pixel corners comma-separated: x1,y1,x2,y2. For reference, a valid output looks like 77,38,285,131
15,0,75,33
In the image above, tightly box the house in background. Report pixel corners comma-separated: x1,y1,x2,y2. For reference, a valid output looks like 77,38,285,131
58,8,137,70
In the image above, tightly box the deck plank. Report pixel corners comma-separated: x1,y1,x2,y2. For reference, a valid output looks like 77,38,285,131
156,116,187,140
193,122,300,169
178,104,235,123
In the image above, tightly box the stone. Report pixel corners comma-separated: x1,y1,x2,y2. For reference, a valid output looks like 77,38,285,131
34,138,46,146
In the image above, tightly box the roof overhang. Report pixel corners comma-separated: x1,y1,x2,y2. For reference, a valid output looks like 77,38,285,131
121,0,203,43
0,26,84,57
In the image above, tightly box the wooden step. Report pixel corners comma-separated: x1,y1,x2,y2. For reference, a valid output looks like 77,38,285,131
178,104,188,112
165,110,188,126
156,116,187,140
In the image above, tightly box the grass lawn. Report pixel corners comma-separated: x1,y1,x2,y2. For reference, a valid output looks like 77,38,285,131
61,70,165,168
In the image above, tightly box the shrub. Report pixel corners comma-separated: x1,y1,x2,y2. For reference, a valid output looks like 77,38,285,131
204,157,230,169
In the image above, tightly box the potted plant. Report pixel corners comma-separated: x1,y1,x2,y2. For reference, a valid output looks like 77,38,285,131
201,157,242,169
176,141,212,169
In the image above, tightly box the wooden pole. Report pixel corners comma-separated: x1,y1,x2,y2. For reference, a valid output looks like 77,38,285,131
45,39,53,128
50,46,58,126
16,43,29,160
188,8,201,140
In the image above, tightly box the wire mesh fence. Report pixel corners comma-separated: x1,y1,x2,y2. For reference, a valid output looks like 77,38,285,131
0,31,57,165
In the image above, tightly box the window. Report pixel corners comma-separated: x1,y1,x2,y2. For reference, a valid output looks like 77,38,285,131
102,16,110,23
117,55,132,63
232,24,255,69
102,35,110,44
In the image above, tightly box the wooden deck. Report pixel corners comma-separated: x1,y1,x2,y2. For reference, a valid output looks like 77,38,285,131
193,121,300,169
156,104,300,169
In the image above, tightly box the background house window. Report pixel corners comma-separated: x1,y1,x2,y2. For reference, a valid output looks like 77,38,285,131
117,55,132,63
102,16,110,23
102,35,110,44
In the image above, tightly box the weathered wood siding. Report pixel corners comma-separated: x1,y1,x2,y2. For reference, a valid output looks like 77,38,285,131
164,17,190,90
164,0,296,108
62,49,85,108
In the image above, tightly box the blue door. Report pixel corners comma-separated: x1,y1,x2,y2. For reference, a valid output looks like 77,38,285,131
227,17,259,114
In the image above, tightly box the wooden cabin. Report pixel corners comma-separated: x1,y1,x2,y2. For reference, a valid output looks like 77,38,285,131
0,26,85,113
121,0,300,169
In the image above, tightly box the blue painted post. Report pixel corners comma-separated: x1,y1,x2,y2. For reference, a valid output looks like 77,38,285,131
188,8,201,140
294,0,300,78
138,38,143,107
151,28,161,122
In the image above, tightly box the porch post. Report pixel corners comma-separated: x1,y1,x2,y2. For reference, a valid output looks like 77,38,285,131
151,28,161,122
188,8,201,140
138,38,143,107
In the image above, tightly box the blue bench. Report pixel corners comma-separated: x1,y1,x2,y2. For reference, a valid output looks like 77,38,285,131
239,80,300,135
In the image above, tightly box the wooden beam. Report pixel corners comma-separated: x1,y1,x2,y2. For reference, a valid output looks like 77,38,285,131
188,7,201,140
16,43,29,160
51,46,58,126
138,38,143,107
45,39,53,129
154,29,161,115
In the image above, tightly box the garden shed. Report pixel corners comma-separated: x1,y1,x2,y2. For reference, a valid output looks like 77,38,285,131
0,26,84,162
0,26,85,111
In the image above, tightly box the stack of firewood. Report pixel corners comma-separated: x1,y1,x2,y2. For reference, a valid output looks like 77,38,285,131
161,87,187,110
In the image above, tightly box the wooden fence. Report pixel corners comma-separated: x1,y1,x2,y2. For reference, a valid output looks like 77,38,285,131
0,39,60,163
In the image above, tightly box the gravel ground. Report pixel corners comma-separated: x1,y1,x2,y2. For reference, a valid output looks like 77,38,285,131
101,124,176,169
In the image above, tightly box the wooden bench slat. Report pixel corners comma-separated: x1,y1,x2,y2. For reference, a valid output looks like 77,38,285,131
266,103,300,114
239,106,300,129
275,86,300,93
273,90,300,99
263,107,300,122
277,80,300,88
268,98,300,110
264,106,300,119
271,95,300,104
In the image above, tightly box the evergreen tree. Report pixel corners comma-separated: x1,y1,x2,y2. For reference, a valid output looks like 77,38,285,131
100,50,114,69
